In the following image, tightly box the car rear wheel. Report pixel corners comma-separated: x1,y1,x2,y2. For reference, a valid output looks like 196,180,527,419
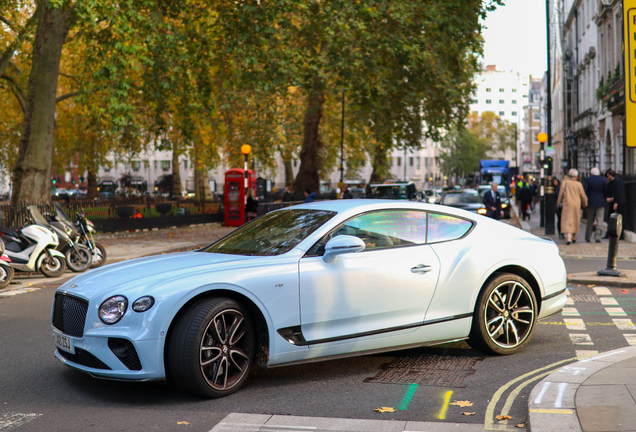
468,273,537,355
168,297,255,398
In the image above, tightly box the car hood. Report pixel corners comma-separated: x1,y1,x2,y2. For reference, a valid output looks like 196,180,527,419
58,252,263,300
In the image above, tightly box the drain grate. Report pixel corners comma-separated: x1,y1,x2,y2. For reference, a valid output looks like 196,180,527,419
569,294,601,303
364,354,483,387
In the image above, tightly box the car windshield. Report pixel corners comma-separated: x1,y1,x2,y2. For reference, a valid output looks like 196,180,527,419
204,209,336,256
443,192,482,204
371,185,408,200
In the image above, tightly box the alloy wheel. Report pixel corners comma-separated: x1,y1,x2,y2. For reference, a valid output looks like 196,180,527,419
199,309,251,391
484,281,535,349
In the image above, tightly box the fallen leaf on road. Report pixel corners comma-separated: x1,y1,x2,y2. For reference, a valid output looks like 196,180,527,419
374,407,395,413
449,400,473,407
496,415,512,421
177,421,190,425
516,424,525,428
587,285,595,287
622,289,629,293
461,412,476,416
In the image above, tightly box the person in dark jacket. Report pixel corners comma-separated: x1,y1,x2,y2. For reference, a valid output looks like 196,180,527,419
518,179,533,221
483,182,502,219
282,186,294,202
606,169,627,239
246,188,258,221
553,177,563,239
304,188,316,203
341,185,353,199
584,167,608,242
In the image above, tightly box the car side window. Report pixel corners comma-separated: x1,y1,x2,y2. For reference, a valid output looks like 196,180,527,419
427,213,473,243
306,210,427,255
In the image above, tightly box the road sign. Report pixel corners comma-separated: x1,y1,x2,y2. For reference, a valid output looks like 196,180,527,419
625,1,636,147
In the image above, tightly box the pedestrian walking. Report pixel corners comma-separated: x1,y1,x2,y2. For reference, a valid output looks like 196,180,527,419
483,181,502,220
583,167,608,243
557,169,588,245
606,169,627,240
517,178,532,221
529,179,538,212
553,177,564,239
282,185,294,202
365,184,375,198
341,184,353,199
246,188,259,221
304,187,316,203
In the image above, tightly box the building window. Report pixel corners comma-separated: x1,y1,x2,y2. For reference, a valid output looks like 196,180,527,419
104,165,111,172
409,157,414,167
533,112,540,121
153,160,158,169
486,99,492,104
523,94,528,98
499,88,504,92
143,160,150,169
131,160,141,172
397,157,402,167
499,111,505,116
512,100,517,104
512,88,517,93
512,111,517,116
486,88,491,92
532,93,541,103
416,157,421,170
389,157,393,167
499,100,504,104
161,160,171,171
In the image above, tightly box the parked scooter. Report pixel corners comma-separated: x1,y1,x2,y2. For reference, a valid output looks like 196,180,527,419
0,206,67,278
54,204,106,268
44,207,92,272
0,238,14,289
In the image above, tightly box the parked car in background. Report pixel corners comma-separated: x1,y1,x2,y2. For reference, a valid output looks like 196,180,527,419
477,185,511,219
439,189,487,215
369,182,420,201
422,189,439,204
349,188,367,199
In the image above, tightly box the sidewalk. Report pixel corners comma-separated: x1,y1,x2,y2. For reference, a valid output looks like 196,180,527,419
513,204,636,288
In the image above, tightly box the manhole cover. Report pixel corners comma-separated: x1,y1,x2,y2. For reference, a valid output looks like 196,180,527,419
569,294,601,303
364,354,483,387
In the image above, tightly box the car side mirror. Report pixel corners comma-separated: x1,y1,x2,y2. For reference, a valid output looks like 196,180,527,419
323,235,366,263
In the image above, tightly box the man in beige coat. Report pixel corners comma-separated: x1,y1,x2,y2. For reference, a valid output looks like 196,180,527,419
557,168,588,245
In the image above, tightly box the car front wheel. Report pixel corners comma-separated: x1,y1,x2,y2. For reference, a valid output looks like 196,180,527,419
168,297,255,398
468,273,537,355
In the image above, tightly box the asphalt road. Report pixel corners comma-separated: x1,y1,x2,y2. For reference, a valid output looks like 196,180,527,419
0,268,633,431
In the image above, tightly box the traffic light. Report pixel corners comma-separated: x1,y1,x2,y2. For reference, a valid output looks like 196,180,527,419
52,178,56,184
544,156,553,176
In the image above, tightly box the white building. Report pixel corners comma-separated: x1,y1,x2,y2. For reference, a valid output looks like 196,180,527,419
469,65,530,169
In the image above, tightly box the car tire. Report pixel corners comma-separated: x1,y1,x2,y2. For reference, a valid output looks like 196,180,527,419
167,297,255,398
468,273,537,355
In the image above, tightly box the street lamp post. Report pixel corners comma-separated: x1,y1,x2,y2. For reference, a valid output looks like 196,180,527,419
241,144,251,204
537,132,555,234
339,90,345,188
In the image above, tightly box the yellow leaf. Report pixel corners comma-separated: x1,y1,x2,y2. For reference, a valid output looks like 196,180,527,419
496,415,512,421
516,424,525,428
177,421,190,425
461,412,476,416
374,407,395,413
449,400,473,407
587,285,595,287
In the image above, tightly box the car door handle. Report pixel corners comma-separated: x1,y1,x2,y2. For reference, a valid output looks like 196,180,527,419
411,264,433,274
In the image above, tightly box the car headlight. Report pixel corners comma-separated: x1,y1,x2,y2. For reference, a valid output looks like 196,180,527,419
428,198,436,203
477,208,487,215
132,296,155,312
99,296,128,324
502,203,508,208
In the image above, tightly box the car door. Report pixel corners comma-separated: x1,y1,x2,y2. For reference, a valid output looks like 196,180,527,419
298,209,440,344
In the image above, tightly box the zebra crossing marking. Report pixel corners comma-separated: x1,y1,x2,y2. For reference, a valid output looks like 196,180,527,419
593,287,612,296
569,334,594,345
613,319,636,331
0,288,40,297
624,334,636,346
600,297,619,306
605,307,627,316
561,308,580,317
564,318,586,330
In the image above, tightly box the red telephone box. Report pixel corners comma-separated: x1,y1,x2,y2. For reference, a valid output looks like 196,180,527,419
224,168,256,226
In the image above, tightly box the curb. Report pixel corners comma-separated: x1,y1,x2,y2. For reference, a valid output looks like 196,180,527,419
566,276,636,288
527,346,636,432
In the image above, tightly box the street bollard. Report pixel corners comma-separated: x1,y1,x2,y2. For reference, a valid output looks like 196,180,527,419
597,213,625,277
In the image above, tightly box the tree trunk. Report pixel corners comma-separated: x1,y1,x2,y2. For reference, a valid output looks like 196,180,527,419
11,4,72,205
171,147,181,198
292,80,324,196
194,166,212,203
283,158,294,188
86,170,98,199
369,143,389,184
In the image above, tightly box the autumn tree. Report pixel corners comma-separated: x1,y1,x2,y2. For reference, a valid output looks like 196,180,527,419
438,127,489,181
467,111,516,158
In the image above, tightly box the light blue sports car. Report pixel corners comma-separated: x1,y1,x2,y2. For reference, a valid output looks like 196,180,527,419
52,200,567,398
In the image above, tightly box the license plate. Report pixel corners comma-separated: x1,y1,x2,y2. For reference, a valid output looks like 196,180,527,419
53,331,75,354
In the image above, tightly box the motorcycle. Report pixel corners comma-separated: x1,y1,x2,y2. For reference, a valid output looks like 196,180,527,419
0,238,14,289
54,204,106,268
0,205,67,278
44,207,92,272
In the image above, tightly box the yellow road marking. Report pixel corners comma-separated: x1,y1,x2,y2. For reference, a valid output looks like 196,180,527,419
484,357,577,429
529,409,573,414
539,321,624,326
498,370,554,423
436,390,453,420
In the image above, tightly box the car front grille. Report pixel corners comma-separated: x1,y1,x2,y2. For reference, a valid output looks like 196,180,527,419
53,293,88,338
58,347,111,370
